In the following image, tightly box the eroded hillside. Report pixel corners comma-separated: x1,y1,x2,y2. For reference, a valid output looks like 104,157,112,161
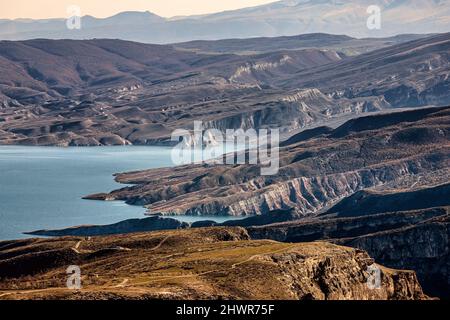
0,227,427,300
86,106,450,219
1,33,450,146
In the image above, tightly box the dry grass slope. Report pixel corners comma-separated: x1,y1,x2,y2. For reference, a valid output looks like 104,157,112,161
0,227,427,300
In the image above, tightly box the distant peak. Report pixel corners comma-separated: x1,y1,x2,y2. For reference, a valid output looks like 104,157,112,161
106,10,165,22
111,10,158,17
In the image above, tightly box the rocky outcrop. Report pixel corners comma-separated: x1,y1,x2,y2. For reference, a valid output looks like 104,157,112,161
0,227,428,300
321,183,450,218
85,106,449,219
340,214,450,299
1,34,450,147
229,55,293,83
248,199,450,298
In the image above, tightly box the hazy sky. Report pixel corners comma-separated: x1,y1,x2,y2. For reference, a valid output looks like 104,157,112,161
0,0,278,19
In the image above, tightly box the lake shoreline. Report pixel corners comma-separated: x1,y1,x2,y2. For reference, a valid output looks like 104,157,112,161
0,145,249,241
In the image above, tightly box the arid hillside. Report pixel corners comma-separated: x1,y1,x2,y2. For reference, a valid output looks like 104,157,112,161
85,106,449,219
24,106,449,299
1,33,449,146
0,227,428,300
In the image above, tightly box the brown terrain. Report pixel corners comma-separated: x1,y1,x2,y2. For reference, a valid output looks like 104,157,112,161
0,227,428,300
0,38,343,146
84,106,450,218
1,33,449,147
0,32,449,301
27,105,450,299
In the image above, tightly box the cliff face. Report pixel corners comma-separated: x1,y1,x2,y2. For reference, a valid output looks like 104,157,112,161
340,214,450,299
86,106,449,219
249,203,450,298
75,106,450,299
0,227,427,300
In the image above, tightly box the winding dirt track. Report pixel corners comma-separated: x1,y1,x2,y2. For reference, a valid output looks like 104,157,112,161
0,240,297,297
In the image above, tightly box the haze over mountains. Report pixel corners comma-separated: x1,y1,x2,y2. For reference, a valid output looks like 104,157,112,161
1,0,449,43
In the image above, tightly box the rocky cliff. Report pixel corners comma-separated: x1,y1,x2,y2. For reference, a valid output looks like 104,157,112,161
85,106,449,219
0,227,428,300
248,187,450,298
340,213,450,299
76,106,450,299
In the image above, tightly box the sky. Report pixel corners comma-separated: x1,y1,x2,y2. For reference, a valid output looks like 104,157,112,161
0,0,278,19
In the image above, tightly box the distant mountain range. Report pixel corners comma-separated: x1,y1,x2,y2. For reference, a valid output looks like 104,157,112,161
1,0,449,43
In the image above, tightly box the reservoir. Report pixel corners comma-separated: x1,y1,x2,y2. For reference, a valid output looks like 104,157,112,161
0,146,244,240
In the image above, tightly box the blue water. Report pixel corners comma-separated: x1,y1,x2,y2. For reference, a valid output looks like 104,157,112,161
0,146,244,240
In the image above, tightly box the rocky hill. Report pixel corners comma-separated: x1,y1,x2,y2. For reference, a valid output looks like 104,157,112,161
67,106,449,298
84,106,449,219
249,203,450,299
0,227,428,300
1,33,449,146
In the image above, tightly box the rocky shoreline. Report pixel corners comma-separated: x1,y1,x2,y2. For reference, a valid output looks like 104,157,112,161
21,106,450,299
82,106,450,218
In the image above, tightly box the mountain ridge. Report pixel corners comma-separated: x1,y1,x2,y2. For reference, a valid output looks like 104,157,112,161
1,1,449,42
1,33,449,147
0,227,429,300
